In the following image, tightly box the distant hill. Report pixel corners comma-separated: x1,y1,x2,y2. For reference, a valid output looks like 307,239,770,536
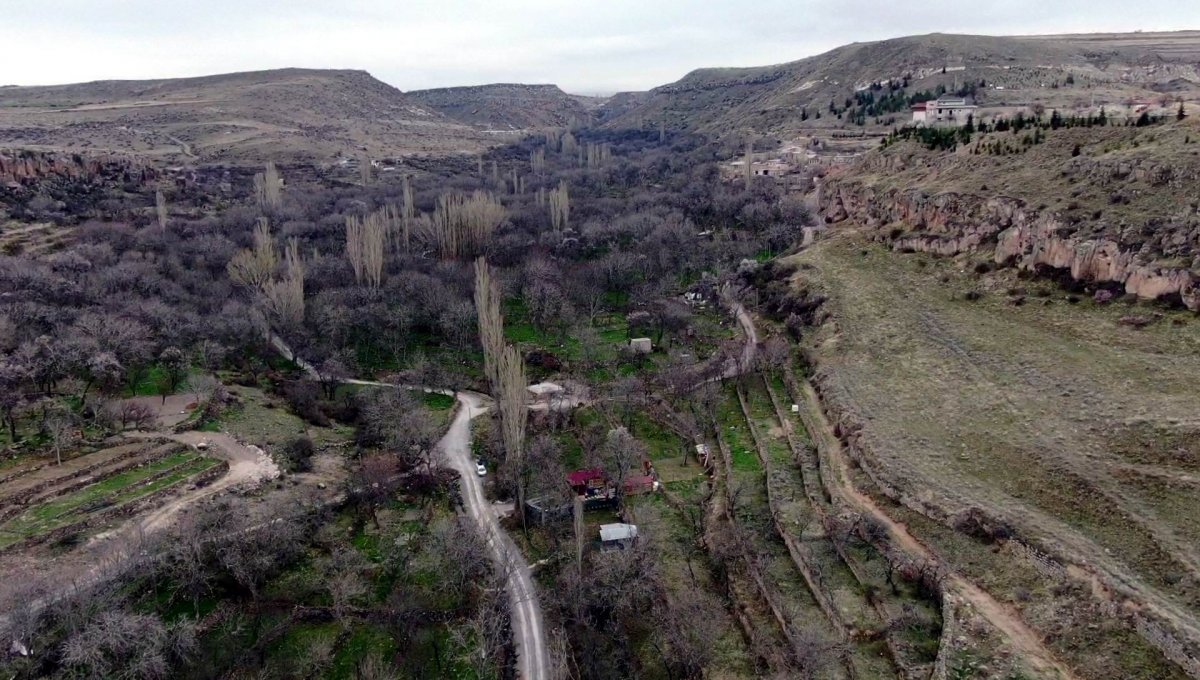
407,83,604,131
0,68,490,164
600,31,1200,137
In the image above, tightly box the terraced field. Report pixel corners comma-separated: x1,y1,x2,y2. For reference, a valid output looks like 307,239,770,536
0,440,222,550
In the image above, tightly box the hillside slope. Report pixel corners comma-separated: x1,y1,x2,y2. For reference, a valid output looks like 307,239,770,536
0,68,490,164
407,83,602,131
602,31,1200,136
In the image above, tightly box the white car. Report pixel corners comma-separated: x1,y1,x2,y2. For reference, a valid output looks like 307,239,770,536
476,460,487,477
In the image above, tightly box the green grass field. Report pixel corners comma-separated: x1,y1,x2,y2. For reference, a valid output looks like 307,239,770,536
0,450,218,547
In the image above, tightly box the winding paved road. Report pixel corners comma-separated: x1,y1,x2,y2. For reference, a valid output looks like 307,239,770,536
440,392,550,679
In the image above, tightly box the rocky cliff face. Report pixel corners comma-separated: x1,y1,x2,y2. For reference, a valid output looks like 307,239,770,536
0,150,153,188
820,178,1200,310
0,150,156,221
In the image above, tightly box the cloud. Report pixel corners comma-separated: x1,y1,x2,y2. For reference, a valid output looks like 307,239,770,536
1,0,1196,92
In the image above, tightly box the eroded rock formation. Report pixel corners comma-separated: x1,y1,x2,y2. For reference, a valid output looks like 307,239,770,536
820,178,1200,310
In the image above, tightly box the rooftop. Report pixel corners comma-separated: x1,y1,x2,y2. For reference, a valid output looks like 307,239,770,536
599,523,638,542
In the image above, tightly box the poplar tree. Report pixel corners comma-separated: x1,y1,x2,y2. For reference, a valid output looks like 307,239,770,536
155,190,168,232
549,180,570,230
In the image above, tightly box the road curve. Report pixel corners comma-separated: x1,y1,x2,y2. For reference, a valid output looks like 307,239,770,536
272,333,551,677
440,392,550,679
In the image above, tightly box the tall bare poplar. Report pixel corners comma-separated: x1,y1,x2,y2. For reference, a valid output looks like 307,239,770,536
497,343,528,526
549,180,570,230
744,137,754,191
561,131,578,156
345,216,365,285
401,175,415,253
359,155,372,186
345,213,385,288
254,161,283,213
428,191,506,259
155,190,168,232
264,238,305,329
474,257,504,393
573,495,584,574
530,147,545,176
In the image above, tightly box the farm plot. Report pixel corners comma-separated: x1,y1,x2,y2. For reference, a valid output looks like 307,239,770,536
0,441,221,549
711,383,853,677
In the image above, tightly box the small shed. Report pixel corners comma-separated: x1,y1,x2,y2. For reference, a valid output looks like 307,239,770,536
599,523,639,549
629,337,653,354
623,474,656,495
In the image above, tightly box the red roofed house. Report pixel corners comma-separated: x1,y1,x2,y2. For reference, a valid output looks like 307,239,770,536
567,468,609,497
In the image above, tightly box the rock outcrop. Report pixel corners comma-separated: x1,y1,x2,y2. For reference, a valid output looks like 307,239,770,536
820,178,1200,311
0,150,153,188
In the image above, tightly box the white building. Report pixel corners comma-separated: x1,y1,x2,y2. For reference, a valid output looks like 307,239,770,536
912,97,978,126
600,523,639,549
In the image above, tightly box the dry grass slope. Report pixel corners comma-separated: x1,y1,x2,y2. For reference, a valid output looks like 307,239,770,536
789,234,1200,677
0,68,491,164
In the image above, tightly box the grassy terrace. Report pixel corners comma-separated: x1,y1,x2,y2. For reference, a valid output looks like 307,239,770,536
713,383,847,671
740,375,903,678
0,449,218,547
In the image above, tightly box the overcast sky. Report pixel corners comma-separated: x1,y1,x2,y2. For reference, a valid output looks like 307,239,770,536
2,1,1197,94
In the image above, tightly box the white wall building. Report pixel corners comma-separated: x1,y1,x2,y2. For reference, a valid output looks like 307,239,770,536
912,97,978,125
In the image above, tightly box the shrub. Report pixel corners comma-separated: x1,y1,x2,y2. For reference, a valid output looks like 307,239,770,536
281,380,330,427
281,436,316,473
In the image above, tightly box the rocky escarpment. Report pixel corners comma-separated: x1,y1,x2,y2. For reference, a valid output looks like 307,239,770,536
820,179,1200,310
0,150,156,222
0,149,154,188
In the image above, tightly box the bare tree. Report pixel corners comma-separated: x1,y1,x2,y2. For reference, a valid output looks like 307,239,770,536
227,217,278,291
323,548,369,625
118,401,156,431
401,175,415,253
60,610,196,680
474,257,505,394
574,495,585,575
531,146,546,176
497,344,528,524
345,213,385,288
427,191,506,259
263,237,305,330
155,190,168,232
45,407,76,465
549,179,570,230
595,426,644,506
744,136,754,191
359,154,372,186
253,161,283,212
450,573,508,679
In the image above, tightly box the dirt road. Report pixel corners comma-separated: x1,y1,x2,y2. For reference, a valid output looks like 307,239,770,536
796,379,1078,680
440,392,550,679
124,431,279,533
